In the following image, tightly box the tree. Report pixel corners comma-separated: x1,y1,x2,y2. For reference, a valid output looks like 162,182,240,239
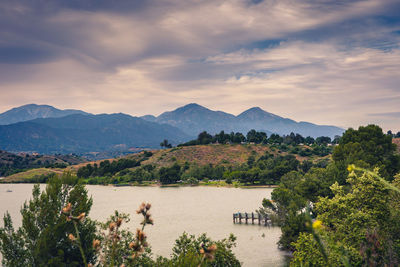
315,136,331,145
160,139,172,148
294,133,305,144
231,132,245,143
332,125,400,180
268,134,283,144
158,163,181,184
291,168,400,266
304,136,315,145
197,131,213,145
0,172,97,266
332,135,341,144
246,130,267,144
215,131,230,144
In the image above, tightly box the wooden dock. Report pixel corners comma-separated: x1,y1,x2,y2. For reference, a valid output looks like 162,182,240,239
233,212,271,226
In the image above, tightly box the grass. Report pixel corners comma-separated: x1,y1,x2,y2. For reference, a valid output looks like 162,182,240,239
128,143,323,169
1,168,63,183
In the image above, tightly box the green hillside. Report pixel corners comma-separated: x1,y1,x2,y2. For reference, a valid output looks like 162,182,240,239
131,144,326,167
5,137,398,186
0,150,85,177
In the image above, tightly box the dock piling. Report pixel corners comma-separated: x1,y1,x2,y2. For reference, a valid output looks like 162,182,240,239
233,212,270,226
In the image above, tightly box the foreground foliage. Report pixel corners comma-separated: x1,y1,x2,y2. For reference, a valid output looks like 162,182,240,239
259,125,400,265
291,169,400,266
0,173,240,266
260,125,400,250
0,172,97,266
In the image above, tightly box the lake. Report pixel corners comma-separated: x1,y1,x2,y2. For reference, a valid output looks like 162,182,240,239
0,184,289,266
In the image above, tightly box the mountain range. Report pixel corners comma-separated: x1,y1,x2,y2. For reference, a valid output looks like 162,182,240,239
0,103,344,155
0,113,189,155
141,103,344,138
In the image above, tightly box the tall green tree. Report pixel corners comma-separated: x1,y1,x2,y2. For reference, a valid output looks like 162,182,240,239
0,172,97,267
160,139,172,148
291,169,400,266
333,124,400,181
158,163,181,184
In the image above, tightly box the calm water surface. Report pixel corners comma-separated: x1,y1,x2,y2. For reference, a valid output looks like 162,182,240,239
0,184,289,266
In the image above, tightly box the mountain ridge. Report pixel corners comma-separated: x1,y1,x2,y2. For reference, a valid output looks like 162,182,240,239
0,104,90,125
0,113,190,155
0,103,344,156
141,103,344,138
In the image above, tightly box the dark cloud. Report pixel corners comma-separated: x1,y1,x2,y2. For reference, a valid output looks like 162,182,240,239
0,45,58,64
0,0,400,131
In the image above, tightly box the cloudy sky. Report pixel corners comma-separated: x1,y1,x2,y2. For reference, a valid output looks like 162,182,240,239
1,0,399,131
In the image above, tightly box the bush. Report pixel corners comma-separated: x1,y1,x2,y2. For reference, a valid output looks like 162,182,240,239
0,172,97,266
165,232,240,267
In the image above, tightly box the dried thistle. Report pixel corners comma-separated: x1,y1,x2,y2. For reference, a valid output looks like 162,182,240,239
92,239,101,250
62,203,72,214
68,233,76,241
136,202,146,214
201,243,217,261
109,222,116,232
145,203,151,210
61,202,88,266
77,212,86,221
136,229,145,241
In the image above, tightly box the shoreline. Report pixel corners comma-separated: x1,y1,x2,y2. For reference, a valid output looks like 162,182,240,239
0,181,278,189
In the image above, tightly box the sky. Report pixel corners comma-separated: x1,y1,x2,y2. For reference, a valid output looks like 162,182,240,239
1,0,400,131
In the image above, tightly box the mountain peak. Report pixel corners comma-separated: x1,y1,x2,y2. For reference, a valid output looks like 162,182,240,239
238,106,276,118
185,103,202,107
243,107,265,113
19,103,51,108
7,103,55,112
0,104,89,125
178,103,208,111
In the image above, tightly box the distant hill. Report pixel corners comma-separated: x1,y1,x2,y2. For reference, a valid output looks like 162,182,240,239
4,142,331,183
0,149,85,176
132,144,314,168
141,103,344,138
0,104,90,125
0,113,190,154
67,143,328,172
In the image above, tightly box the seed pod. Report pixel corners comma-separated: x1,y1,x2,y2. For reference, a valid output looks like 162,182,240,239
93,239,101,250
68,233,76,241
62,203,72,214
109,222,116,231
77,212,86,221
